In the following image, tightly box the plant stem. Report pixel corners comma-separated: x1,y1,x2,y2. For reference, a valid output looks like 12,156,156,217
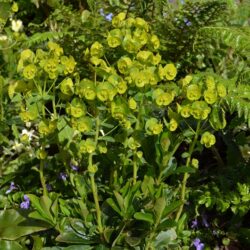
133,152,138,185
88,116,103,234
175,120,201,222
90,172,103,233
40,159,48,196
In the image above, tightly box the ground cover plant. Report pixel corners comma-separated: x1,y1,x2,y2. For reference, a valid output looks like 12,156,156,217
0,0,250,249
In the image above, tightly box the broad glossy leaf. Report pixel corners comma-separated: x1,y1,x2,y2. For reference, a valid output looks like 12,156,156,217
56,218,97,244
0,209,50,240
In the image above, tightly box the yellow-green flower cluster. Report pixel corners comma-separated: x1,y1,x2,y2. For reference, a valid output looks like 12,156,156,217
18,42,77,83
153,88,174,106
145,118,163,135
200,131,216,148
107,13,160,53
66,98,86,118
71,116,93,133
177,74,227,121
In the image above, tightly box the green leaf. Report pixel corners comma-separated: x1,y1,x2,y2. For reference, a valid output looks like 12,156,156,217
154,197,166,222
154,229,177,248
106,198,122,216
0,240,24,250
125,236,141,247
42,246,93,250
134,212,154,224
27,195,55,225
173,166,196,174
0,209,50,240
57,117,74,144
163,200,182,217
113,191,124,211
158,219,177,231
98,136,116,143
56,218,97,244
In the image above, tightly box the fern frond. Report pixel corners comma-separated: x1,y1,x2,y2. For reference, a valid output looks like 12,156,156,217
196,26,250,59
224,82,250,127
23,31,66,47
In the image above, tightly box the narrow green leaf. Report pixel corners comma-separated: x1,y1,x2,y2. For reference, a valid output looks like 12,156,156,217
163,200,182,217
134,212,154,224
106,198,122,216
173,166,196,174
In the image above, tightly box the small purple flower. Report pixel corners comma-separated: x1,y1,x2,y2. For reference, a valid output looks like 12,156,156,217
202,213,209,228
6,181,17,194
99,8,113,21
184,18,192,26
193,238,205,250
105,13,113,21
46,183,52,192
70,163,79,171
191,218,198,229
20,195,30,209
59,172,67,181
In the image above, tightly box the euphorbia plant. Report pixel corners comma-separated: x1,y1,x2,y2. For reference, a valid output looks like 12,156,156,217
1,11,229,249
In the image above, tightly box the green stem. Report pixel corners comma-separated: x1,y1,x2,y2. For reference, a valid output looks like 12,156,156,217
52,83,57,118
90,172,103,233
175,120,201,222
0,81,3,121
132,152,138,185
39,159,48,196
88,116,103,234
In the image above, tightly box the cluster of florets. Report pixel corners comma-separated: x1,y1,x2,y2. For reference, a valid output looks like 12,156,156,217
17,42,76,80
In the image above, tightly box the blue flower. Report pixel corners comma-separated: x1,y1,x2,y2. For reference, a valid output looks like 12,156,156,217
191,218,198,229
202,213,209,228
184,18,192,26
46,183,52,192
193,238,205,250
20,195,30,209
99,8,113,21
105,13,113,21
59,172,67,181
5,181,17,194
70,163,79,171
